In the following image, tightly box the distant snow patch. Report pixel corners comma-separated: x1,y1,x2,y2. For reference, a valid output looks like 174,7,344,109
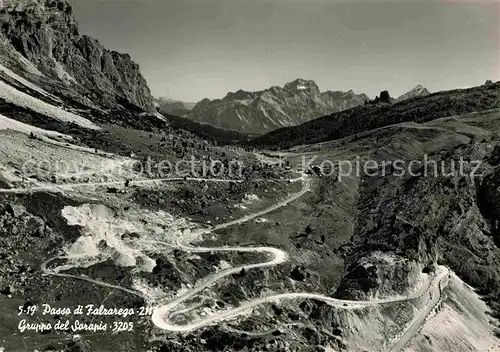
156,112,167,121
0,113,72,139
236,111,244,122
0,63,51,97
0,80,99,130
15,55,43,76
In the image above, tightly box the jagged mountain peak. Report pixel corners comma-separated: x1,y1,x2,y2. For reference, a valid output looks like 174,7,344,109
5,0,75,17
224,89,252,100
283,78,320,92
186,80,369,133
408,84,429,94
192,97,212,110
396,85,431,103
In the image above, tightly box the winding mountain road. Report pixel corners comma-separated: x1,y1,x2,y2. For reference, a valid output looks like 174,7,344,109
389,268,450,352
151,175,449,337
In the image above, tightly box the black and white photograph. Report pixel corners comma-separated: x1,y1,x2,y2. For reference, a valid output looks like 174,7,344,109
0,0,499,351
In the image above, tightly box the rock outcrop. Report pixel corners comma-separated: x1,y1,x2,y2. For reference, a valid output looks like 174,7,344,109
0,0,155,113
379,90,391,104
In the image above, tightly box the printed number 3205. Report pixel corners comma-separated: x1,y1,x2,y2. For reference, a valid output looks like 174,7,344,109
112,322,134,332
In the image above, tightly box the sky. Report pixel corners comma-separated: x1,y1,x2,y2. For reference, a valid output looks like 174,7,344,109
70,0,499,102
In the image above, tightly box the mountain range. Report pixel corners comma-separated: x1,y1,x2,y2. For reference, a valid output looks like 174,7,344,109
154,97,196,116
171,79,430,134
246,81,498,150
178,79,368,134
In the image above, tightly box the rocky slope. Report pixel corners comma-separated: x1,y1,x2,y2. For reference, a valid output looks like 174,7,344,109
185,78,369,134
0,0,155,113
